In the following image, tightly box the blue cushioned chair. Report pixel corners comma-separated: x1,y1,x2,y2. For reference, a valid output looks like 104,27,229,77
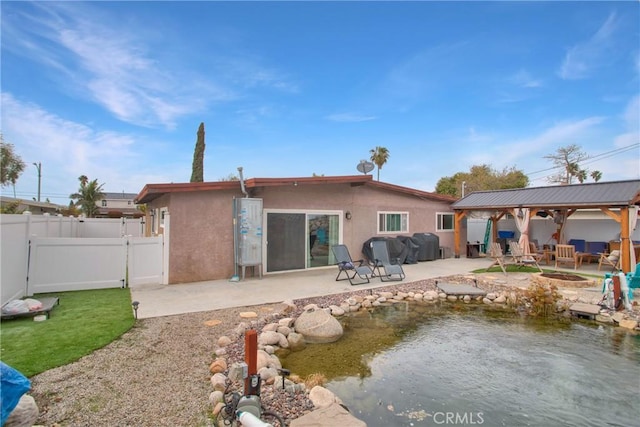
568,239,586,253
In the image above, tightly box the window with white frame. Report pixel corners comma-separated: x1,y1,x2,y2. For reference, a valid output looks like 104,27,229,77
437,212,455,231
101,200,107,207
378,211,408,233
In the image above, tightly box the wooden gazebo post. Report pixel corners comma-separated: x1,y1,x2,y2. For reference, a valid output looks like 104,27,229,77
454,211,465,258
620,206,631,273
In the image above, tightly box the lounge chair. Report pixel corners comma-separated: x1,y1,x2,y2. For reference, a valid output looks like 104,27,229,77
1,297,59,320
555,244,580,270
598,250,620,272
331,245,373,285
487,242,510,275
510,242,543,272
371,240,405,282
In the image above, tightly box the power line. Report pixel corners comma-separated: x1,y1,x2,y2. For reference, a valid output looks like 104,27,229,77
525,143,640,183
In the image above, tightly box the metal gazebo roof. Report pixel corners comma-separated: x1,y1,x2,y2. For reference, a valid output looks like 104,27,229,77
452,179,640,211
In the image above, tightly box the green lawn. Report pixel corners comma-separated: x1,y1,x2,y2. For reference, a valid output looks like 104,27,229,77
1,288,135,377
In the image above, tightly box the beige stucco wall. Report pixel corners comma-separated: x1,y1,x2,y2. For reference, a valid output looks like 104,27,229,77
257,184,456,259
147,182,465,284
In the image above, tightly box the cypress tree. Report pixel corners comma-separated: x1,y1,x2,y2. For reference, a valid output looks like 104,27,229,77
190,122,205,182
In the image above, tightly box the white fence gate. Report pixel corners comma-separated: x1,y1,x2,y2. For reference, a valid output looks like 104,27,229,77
1,213,164,305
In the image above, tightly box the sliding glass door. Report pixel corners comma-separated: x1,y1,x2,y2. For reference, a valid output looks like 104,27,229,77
266,211,341,273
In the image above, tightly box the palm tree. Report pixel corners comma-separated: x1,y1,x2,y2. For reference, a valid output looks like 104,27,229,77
369,146,390,181
69,175,105,218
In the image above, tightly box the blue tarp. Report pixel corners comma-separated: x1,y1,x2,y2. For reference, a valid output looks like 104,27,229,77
1,362,31,425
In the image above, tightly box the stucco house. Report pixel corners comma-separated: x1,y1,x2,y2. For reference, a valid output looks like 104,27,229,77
135,174,461,284
95,192,143,218
0,196,66,215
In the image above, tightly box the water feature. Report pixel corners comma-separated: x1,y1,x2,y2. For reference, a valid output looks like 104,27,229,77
281,303,639,426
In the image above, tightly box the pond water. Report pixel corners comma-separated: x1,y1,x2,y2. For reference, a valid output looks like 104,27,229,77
281,303,640,427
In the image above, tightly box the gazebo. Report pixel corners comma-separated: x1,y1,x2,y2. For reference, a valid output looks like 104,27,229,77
451,179,640,273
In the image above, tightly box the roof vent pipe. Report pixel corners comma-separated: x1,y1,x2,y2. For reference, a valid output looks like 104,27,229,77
237,167,248,198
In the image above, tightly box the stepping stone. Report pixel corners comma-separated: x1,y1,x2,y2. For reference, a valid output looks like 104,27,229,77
569,303,601,320
436,283,486,296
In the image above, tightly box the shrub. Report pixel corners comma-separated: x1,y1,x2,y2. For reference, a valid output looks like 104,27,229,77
524,282,560,317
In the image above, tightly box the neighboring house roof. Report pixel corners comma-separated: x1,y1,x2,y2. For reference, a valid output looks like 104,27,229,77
0,196,66,214
102,192,138,200
135,175,456,205
452,179,640,211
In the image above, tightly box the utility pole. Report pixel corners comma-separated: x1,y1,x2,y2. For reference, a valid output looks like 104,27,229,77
32,162,41,202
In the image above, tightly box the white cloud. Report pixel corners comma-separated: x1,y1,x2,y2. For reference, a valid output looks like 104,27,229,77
509,69,543,88
2,2,295,129
325,113,377,123
613,95,640,148
559,12,618,80
1,93,186,202
467,127,493,143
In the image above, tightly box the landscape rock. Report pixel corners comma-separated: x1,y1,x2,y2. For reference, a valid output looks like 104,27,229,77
277,326,291,336
262,323,279,332
257,349,282,370
209,358,227,374
209,390,224,405
279,317,295,327
290,402,366,427
329,305,345,316
210,373,227,391
619,319,639,330
259,331,285,346
308,386,343,409
294,307,344,343
287,332,306,351
258,367,279,383
217,336,232,347
4,395,38,427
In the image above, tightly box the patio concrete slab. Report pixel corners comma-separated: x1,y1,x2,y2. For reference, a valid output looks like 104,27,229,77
130,256,607,319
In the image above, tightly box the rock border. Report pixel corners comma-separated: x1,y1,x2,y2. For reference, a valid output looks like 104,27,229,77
205,274,639,425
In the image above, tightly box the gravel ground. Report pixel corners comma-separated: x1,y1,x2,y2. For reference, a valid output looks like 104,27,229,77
28,273,638,427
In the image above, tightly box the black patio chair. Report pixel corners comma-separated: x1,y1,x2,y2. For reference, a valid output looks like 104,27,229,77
331,244,373,285
371,240,405,282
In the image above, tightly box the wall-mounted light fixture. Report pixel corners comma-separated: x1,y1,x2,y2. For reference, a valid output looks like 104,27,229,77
345,211,352,220
293,181,298,187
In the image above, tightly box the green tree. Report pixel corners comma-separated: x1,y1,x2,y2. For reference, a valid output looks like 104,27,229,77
0,200,23,214
219,173,239,181
435,164,528,197
60,201,81,217
543,144,602,185
69,175,105,218
369,146,390,181
190,122,205,182
1,135,26,198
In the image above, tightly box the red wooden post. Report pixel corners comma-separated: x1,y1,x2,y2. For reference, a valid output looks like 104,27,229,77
612,275,623,311
244,329,258,394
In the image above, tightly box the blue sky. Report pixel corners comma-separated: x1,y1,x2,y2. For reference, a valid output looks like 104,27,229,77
2,1,639,204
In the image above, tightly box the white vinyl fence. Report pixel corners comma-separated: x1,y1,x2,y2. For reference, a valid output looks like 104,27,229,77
1,213,163,306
